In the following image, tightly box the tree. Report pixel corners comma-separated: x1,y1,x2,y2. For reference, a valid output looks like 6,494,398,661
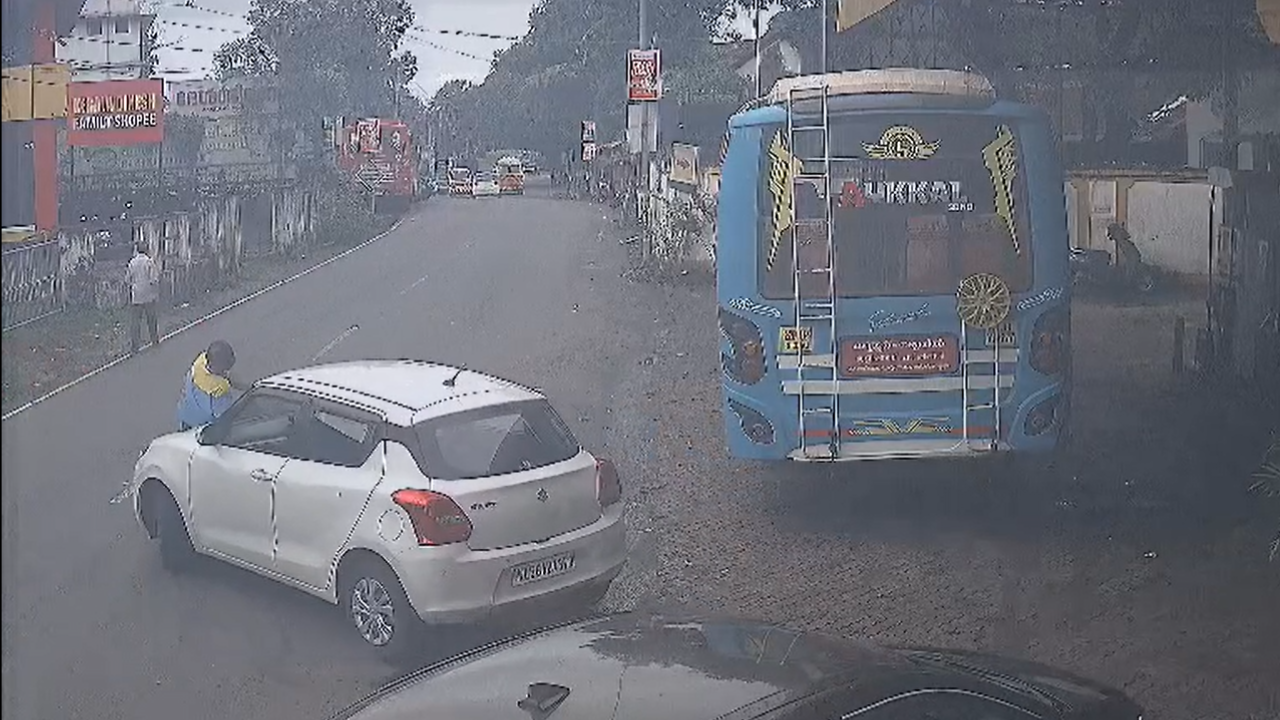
213,0,419,121
432,0,754,161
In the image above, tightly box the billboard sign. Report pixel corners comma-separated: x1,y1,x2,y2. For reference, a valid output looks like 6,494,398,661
670,143,699,187
166,77,278,119
626,49,661,102
1,63,70,121
67,79,164,147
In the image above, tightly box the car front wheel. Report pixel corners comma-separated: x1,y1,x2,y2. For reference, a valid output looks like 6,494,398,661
155,488,195,572
341,559,424,663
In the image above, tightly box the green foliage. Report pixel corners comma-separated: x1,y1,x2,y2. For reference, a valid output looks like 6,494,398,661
430,0,752,162
310,165,382,247
213,0,418,120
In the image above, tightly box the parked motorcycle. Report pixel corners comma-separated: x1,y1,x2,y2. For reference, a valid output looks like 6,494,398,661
1070,246,1158,294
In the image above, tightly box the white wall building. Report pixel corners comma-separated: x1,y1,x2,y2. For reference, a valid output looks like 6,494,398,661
55,0,155,82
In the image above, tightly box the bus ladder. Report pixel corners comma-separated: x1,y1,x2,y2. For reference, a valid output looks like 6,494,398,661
966,321,1007,452
787,82,841,460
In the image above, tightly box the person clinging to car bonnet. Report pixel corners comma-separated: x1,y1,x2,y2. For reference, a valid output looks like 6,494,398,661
176,340,246,431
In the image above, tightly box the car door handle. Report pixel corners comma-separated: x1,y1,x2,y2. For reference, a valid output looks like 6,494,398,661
250,469,274,483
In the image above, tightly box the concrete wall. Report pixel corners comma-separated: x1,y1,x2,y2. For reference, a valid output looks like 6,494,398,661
1127,182,1214,276
61,191,303,310
1067,174,1222,279
270,186,315,256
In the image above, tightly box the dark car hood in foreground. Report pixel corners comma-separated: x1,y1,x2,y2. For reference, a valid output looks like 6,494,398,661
330,612,909,720
898,646,1143,719
329,612,1141,720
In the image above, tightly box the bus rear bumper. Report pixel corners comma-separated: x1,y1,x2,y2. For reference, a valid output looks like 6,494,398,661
788,437,1012,462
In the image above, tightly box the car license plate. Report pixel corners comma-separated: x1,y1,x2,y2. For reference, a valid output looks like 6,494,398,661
510,553,576,588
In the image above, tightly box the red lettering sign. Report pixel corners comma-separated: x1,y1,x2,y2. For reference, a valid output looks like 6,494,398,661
627,49,661,102
840,335,960,377
67,79,165,147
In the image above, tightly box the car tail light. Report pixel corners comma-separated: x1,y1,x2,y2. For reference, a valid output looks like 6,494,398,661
596,458,623,507
391,489,472,546
1030,306,1069,376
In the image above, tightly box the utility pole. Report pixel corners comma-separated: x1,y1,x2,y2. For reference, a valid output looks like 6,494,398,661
754,0,762,98
821,0,829,76
639,0,651,259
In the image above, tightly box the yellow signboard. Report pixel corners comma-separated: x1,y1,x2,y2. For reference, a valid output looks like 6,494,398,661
1,63,70,122
836,0,902,33
779,326,814,354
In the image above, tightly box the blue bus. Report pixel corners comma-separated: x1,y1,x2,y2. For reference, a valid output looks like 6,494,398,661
716,69,1071,473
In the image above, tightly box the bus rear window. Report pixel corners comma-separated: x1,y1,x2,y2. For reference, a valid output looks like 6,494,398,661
412,399,580,480
758,115,1033,299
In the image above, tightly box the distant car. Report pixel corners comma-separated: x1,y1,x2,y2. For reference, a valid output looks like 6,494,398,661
471,174,500,197
128,360,628,660
327,612,1146,720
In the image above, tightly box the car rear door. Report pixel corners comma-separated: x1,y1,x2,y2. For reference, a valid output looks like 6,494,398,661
412,398,602,551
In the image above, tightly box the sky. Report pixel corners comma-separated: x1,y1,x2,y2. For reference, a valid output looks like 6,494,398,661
150,0,539,98
149,0,776,99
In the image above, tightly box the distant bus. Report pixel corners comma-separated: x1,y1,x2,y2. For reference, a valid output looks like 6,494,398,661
715,69,1071,476
496,156,525,195
337,118,419,207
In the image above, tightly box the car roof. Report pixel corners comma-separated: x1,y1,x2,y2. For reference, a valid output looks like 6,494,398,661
256,360,541,425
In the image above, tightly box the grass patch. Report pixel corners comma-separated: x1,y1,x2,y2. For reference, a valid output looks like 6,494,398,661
1,217,396,415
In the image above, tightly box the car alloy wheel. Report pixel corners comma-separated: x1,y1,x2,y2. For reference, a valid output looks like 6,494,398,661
350,576,397,647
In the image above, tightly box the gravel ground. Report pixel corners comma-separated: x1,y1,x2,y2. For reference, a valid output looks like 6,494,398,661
603,232,1280,720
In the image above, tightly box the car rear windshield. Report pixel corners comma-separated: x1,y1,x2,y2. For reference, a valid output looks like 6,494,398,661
411,399,580,480
758,114,1034,300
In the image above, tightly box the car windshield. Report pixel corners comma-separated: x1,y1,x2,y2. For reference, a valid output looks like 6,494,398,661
411,399,580,480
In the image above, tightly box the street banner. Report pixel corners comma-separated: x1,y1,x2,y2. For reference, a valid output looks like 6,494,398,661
627,49,661,102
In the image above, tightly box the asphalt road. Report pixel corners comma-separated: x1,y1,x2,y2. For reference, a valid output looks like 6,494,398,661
1,193,659,720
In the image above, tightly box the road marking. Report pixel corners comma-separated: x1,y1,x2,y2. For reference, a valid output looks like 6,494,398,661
312,324,359,362
400,273,430,294
1,217,406,423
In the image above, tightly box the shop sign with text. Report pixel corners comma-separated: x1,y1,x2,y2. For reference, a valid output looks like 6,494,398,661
67,79,165,147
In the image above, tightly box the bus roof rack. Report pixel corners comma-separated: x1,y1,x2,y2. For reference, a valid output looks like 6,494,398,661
767,68,996,105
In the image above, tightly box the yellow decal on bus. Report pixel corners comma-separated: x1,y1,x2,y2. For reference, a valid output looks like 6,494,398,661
862,125,939,161
982,125,1021,256
766,132,800,271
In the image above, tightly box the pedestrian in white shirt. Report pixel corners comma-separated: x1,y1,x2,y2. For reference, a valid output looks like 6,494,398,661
126,241,161,352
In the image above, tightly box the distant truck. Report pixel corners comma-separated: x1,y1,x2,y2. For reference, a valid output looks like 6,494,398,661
448,167,473,196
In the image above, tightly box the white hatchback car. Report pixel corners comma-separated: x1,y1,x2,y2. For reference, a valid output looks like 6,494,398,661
471,174,500,197
129,360,627,660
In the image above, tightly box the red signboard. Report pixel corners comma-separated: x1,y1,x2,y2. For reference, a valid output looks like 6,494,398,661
626,49,661,102
840,335,960,377
67,79,165,147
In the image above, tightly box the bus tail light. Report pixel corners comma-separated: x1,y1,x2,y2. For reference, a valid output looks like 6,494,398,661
1023,396,1060,436
1029,306,1069,376
719,308,766,385
728,398,775,445
391,489,472,545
